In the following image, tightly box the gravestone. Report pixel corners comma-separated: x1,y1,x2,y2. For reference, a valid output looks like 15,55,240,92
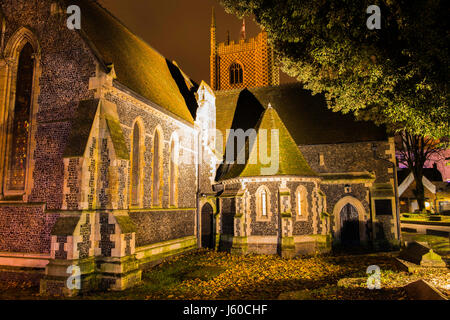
399,241,446,267
404,280,448,300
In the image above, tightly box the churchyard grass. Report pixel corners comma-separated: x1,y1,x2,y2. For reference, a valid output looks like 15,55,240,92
0,238,448,300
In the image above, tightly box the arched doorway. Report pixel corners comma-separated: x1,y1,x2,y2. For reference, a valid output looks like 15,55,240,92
340,203,360,246
201,203,214,249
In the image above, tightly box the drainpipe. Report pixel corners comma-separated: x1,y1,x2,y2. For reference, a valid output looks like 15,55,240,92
372,144,402,243
196,129,202,248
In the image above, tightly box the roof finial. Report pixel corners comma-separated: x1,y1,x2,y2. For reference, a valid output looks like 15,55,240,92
268,102,272,109
211,7,216,27
240,18,246,40
226,30,230,44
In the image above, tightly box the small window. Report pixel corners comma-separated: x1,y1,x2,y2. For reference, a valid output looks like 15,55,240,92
229,63,243,85
256,186,269,218
261,189,267,216
375,199,393,216
319,153,325,166
296,186,308,217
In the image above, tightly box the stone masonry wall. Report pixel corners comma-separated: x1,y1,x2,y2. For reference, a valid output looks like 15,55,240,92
300,140,395,242
220,197,236,235
129,210,195,247
0,0,97,207
246,181,279,236
0,204,59,253
286,181,318,236
0,0,97,255
299,141,392,184
106,92,197,210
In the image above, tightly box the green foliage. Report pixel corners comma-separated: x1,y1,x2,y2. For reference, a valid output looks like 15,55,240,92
220,0,449,138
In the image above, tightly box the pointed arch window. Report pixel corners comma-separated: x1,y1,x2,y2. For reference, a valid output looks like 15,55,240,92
229,63,243,85
6,43,34,191
130,122,142,207
169,137,178,207
296,185,308,218
256,186,270,218
152,130,162,207
261,188,267,216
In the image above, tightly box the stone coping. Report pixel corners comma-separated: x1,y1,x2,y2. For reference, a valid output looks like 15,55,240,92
0,252,50,258
135,236,196,254
401,220,450,227
0,252,50,268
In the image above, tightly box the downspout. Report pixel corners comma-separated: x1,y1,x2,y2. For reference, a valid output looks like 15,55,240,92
196,128,203,248
393,164,401,242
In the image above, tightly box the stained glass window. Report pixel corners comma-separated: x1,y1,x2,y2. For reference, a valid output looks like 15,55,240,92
7,43,34,191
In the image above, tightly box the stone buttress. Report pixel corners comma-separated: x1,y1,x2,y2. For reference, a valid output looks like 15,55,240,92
40,99,141,296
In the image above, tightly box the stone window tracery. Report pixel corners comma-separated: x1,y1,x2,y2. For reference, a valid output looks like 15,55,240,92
6,43,34,192
229,63,243,85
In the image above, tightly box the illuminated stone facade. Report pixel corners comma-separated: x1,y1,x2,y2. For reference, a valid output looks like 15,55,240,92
0,0,209,296
0,0,400,296
213,85,400,257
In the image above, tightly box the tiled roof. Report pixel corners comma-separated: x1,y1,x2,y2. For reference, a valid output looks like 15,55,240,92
218,106,317,180
70,0,197,123
215,83,388,152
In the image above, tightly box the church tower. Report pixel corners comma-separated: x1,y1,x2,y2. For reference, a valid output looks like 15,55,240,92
209,9,279,91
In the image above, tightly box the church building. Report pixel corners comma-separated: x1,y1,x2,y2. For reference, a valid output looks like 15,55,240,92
0,0,400,296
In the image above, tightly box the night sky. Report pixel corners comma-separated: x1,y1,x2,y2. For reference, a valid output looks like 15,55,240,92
98,0,294,85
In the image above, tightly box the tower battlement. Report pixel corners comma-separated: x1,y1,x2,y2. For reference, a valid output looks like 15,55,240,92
210,9,279,91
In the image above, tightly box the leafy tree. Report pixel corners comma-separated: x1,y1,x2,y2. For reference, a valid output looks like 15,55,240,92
396,131,447,212
220,0,449,138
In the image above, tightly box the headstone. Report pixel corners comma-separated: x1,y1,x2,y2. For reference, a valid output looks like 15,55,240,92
404,280,447,300
399,241,446,267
